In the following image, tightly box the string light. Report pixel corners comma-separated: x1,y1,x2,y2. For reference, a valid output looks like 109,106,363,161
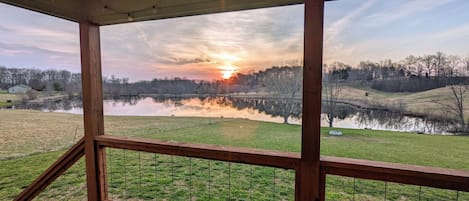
127,13,134,22
99,0,159,22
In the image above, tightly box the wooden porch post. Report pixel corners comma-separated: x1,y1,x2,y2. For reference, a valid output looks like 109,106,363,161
80,21,108,201
298,0,324,200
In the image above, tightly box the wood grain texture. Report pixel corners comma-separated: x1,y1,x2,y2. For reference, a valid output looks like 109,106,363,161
14,138,85,201
95,135,301,170
321,156,469,192
299,0,324,200
319,169,326,201
80,21,107,201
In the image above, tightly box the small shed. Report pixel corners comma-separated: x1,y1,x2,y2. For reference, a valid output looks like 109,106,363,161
8,84,32,94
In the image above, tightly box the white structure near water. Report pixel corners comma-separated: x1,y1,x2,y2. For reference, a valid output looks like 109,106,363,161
329,130,343,136
8,84,32,94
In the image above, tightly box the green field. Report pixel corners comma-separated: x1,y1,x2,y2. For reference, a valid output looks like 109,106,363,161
1,110,469,200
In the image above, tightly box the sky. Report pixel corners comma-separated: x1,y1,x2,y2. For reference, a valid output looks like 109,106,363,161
1,0,469,81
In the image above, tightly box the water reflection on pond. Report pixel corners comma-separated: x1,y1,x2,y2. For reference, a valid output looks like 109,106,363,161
10,96,454,134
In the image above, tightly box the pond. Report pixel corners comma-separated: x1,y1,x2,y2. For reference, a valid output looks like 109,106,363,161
8,96,454,134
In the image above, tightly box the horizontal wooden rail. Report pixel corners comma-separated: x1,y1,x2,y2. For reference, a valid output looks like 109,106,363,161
15,138,85,201
321,156,469,192
97,136,469,192
95,135,301,170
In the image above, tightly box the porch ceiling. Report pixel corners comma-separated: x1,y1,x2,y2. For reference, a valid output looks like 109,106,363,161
0,0,315,26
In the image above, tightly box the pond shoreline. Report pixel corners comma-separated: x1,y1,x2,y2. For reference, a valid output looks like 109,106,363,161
4,94,462,135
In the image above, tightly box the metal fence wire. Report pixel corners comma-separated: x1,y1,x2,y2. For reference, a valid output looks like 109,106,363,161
106,148,295,201
325,175,468,201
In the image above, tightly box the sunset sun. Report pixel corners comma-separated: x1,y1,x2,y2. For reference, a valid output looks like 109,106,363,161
213,53,241,79
220,65,238,79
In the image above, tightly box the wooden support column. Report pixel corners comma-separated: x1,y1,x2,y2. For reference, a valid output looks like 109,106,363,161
80,21,108,201
298,0,324,200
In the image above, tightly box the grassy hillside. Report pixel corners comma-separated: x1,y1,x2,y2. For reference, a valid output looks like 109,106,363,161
0,91,21,107
340,85,469,118
1,110,469,200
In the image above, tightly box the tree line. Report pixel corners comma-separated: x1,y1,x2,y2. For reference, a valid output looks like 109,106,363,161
0,66,81,93
326,52,469,92
0,65,303,97
98,66,303,97
1,51,468,96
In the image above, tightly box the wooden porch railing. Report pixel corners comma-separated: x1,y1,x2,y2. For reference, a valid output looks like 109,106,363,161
8,0,469,200
95,135,300,170
14,138,85,201
15,135,469,201
320,156,469,192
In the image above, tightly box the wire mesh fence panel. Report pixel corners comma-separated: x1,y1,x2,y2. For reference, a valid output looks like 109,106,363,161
419,186,459,201
230,162,252,200
325,175,467,201
106,148,295,201
386,182,421,201
250,166,277,201
353,178,386,201
325,175,355,201
189,158,212,200
274,168,295,201
209,160,231,200
458,191,469,201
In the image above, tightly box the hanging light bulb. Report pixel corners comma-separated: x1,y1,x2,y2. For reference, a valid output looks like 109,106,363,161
127,13,134,21
102,4,109,12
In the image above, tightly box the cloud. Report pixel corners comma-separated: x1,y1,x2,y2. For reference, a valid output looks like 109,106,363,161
0,3,80,71
0,41,79,70
430,24,469,40
4,0,467,81
0,41,75,57
0,25,10,31
364,0,455,26
324,0,375,63
163,57,212,65
100,5,305,80
326,0,375,41
323,0,469,66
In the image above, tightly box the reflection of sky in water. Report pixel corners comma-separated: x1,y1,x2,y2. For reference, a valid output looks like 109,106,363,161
48,97,450,134
54,97,300,125
321,114,451,134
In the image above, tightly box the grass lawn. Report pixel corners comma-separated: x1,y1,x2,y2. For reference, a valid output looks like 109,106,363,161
0,92,22,107
1,110,469,200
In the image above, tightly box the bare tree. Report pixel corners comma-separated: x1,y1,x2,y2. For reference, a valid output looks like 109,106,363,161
404,55,419,77
446,55,460,77
263,66,302,98
433,52,447,78
262,66,302,124
422,55,434,78
435,85,469,133
323,63,346,127
464,56,469,76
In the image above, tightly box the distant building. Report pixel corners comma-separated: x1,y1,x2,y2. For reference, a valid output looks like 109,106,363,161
8,84,32,94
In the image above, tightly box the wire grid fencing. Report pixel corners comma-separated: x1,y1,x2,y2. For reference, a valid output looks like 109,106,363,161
106,148,296,200
325,175,469,201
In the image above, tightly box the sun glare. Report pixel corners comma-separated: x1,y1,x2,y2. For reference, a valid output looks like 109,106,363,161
220,65,238,79
211,52,242,79
214,53,241,63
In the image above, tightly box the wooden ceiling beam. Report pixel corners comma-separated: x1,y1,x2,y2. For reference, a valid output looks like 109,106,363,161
0,0,334,26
